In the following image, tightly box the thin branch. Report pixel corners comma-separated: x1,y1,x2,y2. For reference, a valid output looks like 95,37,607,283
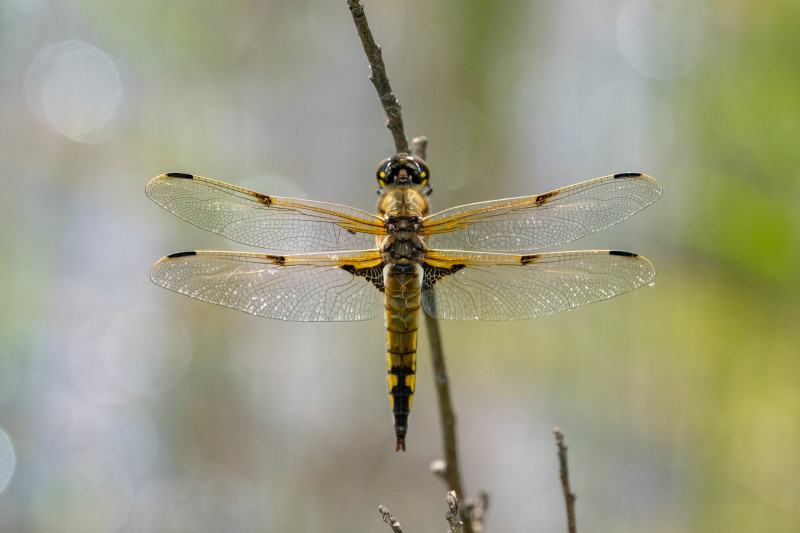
347,0,409,153
348,5,483,531
424,311,463,499
424,291,478,533
463,492,488,533
412,136,466,503
554,428,578,533
410,136,428,160
378,505,405,533
347,1,468,503
446,491,463,533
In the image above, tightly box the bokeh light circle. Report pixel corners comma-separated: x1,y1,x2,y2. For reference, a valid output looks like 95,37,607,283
516,56,597,153
580,79,675,169
70,400,159,480
617,0,708,79
101,304,193,395
0,346,21,406
25,40,122,141
35,462,133,533
0,427,16,493
70,316,132,403
69,305,192,402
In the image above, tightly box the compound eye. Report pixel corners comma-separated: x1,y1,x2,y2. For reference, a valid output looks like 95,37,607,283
376,158,392,186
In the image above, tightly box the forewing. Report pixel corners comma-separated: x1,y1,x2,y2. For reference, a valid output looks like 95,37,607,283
150,250,384,322
421,250,656,320
422,173,661,252
146,173,385,252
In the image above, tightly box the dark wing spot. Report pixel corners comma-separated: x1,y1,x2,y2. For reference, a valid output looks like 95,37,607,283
533,190,558,206
520,254,540,265
167,251,197,258
166,172,194,179
609,250,638,257
271,255,287,266
422,263,465,291
613,172,642,179
253,192,272,206
342,263,385,292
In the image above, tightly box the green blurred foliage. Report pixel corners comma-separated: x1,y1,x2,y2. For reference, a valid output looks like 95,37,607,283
683,0,800,287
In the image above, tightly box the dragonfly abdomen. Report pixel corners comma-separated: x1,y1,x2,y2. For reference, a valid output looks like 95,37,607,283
383,263,421,452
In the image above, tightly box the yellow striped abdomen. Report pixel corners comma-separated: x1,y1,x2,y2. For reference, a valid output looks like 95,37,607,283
384,263,421,451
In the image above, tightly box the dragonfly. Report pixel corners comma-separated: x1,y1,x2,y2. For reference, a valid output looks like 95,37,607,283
146,154,662,451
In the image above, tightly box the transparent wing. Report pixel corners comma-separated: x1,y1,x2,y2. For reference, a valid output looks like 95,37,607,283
422,250,656,320
422,173,661,252
150,250,384,322
146,173,386,252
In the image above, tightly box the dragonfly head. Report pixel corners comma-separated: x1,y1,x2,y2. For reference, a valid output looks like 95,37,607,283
376,153,430,190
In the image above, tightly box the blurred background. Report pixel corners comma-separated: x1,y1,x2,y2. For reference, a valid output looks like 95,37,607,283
1,0,798,531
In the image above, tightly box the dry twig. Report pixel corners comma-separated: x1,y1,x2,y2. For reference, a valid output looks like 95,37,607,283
348,0,468,500
424,307,463,499
349,5,482,532
554,428,578,533
414,132,475,532
445,491,463,533
347,0,408,153
464,492,488,533
378,505,405,533
410,136,428,160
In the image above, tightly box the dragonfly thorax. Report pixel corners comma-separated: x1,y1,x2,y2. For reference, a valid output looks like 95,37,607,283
377,187,429,219
378,186,429,266
386,215,421,234
381,234,425,265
